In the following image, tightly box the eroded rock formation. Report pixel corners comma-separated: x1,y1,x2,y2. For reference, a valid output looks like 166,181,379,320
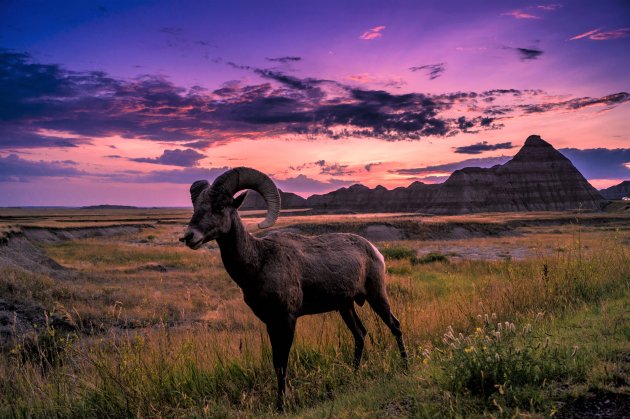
303,135,605,214
600,181,630,200
421,135,604,213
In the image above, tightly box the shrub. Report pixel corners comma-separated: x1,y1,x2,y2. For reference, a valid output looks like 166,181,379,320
379,246,416,260
411,252,448,265
433,315,587,407
11,319,76,371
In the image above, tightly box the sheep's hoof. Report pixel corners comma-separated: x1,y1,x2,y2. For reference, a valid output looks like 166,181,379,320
275,399,284,412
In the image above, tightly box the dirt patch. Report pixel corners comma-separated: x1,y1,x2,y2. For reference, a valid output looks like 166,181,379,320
0,224,152,280
129,263,173,273
22,224,151,243
364,224,404,241
283,220,515,242
0,297,44,349
380,396,416,417
556,389,630,418
0,235,72,279
0,297,76,351
417,243,536,261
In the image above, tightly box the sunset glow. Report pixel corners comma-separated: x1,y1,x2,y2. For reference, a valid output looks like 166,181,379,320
1,0,628,206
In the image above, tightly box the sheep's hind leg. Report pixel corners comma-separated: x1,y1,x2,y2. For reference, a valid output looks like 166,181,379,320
351,305,367,336
266,317,296,412
367,296,408,368
339,306,366,369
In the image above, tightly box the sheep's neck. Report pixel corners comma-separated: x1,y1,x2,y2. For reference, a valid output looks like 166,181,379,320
216,213,260,289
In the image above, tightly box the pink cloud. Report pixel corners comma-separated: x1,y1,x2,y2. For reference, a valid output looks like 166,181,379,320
570,28,603,40
589,28,630,40
346,73,405,88
503,4,561,19
347,73,377,83
502,10,541,19
570,28,630,41
359,25,386,40
536,4,562,11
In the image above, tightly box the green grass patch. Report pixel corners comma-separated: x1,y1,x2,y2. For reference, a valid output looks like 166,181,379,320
379,245,416,260
411,252,449,265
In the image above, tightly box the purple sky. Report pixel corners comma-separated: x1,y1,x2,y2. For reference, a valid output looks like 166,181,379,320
0,0,629,206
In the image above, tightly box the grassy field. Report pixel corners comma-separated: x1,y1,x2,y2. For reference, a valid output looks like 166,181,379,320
0,209,629,417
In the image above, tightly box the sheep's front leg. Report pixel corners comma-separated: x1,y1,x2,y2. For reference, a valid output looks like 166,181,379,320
340,307,366,369
267,316,296,411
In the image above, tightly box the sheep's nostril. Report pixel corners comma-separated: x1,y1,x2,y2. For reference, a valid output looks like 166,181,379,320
180,231,194,243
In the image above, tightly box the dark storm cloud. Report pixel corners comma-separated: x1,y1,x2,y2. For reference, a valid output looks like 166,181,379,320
182,140,213,149
513,47,544,60
266,56,302,63
409,63,446,80
0,154,85,181
0,50,224,148
453,116,496,133
559,148,630,179
289,160,355,176
519,92,630,113
184,60,457,139
0,127,93,149
226,61,326,92
453,141,515,154
364,162,382,172
131,148,205,167
318,162,354,176
2,50,628,149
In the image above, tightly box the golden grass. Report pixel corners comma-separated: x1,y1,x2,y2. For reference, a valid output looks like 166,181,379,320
0,211,628,416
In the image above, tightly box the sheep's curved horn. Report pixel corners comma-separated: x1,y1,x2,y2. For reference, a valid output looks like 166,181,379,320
190,180,209,203
211,167,281,229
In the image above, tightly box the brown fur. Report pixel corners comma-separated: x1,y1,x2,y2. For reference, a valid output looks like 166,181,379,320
182,185,407,411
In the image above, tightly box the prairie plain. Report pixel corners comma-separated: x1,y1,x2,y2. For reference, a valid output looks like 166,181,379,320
0,207,629,417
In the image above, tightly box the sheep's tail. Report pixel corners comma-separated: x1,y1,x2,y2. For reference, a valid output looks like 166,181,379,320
366,239,387,289
368,241,385,267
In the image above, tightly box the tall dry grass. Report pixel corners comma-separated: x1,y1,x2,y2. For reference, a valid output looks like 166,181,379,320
0,226,628,416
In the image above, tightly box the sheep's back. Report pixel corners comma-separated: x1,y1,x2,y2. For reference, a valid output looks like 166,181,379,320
262,232,380,314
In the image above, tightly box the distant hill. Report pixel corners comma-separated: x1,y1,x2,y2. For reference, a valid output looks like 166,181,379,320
306,182,438,212
81,204,139,210
240,189,307,210
303,135,605,214
600,181,630,200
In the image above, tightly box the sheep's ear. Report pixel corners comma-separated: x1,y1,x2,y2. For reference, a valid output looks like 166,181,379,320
190,180,209,203
232,191,248,209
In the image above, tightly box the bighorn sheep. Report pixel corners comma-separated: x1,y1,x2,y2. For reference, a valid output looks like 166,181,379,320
180,167,407,410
